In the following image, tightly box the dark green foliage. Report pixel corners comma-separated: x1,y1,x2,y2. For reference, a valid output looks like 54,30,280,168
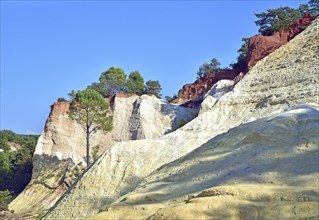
87,67,127,98
68,89,113,167
298,4,311,15
299,0,319,15
0,152,13,178
0,190,12,211
99,67,127,97
209,58,221,72
0,130,38,197
237,38,250,60
87,82,108,98
230,1,318,70
309,0,319,15
197,58,222,78
230,37,250,69
126,71,145,95
197,62,209,78
254,0,318,37
74,67,162,99
68,90,78,100
255,6,302,36
57,97,67,102
145,80,162,98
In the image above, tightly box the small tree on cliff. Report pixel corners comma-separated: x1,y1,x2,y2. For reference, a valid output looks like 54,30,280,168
308,0,319,15
254,6,305,36
144,80,162,98
126,70,145,95
196,58,222,78
87,67,127,98
99,67,127,97
68,89,112,167
230,37,250,69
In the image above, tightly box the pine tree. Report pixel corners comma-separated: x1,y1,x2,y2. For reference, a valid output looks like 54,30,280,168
126,71,145,95
68,89,113,167
145,80,162,98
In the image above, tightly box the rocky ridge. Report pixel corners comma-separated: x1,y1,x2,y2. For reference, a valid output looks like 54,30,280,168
9,94,197,214
246,13,317,69
44,17,319,220
174,13,317,105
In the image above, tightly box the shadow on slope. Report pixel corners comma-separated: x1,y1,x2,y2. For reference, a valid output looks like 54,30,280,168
103,104,319,214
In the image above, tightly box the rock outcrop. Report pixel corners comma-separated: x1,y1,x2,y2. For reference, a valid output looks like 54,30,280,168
92,104,319,220
173,14,317,105
9,94,197,215
246,13,317,69
111,94,198,141
172,69,240,105
199,79,234,114
44,17,319,219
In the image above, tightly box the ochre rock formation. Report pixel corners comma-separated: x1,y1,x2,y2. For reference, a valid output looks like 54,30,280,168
43,17,319,219
172,69,240,105
9,94,198,215
174,14,317,105
246,13,317,69
7,15,318,220
91,104,319,220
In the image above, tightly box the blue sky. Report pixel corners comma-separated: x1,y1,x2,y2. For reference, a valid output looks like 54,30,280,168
1,0,306,134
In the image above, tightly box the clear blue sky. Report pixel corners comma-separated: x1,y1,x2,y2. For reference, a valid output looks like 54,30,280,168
1,1,306,134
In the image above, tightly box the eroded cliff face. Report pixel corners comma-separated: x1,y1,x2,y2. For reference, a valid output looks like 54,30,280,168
34,101,113,163
173,69,241,105
9,94,197,215
173,14,317,105
246,13,317,69
111,94,198,141
44,17,319,220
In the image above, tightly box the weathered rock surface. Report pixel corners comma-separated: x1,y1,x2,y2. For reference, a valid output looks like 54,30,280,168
34,101,113,163
173,14,317,105
9,94,197,215
44,17,319,219
199,79,234,114
246,13,317,69
92,104,319,220
173,69,240,105
112,94,198,141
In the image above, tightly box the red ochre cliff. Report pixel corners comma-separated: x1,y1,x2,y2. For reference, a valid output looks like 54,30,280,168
173,69,241,106
173,14,317,106
246,13,317,69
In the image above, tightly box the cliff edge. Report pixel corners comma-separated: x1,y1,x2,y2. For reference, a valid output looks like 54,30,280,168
9,95,197,215
44,17,319,220
173,14,317,105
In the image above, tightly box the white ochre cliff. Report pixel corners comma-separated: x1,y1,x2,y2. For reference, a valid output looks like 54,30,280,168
40,18,319,219
9,94,197,214
91,104,319,220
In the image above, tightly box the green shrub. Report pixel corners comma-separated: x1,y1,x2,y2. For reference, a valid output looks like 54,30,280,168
0,190,12,211
0,130,39,196
57,97,67,102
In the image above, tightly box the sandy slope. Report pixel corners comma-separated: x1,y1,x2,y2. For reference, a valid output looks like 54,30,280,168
92,104,319,219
